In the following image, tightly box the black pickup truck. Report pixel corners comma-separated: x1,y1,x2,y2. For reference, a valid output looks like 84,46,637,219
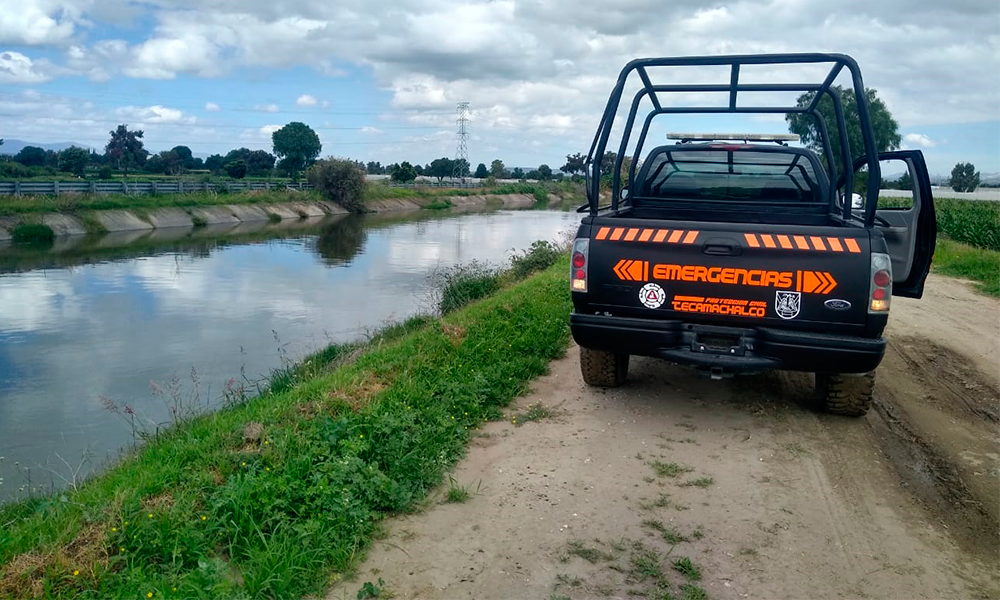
570,54,936,416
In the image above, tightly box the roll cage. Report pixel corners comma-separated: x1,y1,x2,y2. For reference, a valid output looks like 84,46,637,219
585,53,881,227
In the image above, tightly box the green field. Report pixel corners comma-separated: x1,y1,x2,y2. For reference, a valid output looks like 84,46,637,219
0,254,573,599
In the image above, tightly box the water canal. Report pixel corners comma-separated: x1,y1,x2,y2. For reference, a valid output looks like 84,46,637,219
0,208,580,502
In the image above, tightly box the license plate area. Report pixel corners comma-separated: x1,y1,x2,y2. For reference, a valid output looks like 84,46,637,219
689,326,749,356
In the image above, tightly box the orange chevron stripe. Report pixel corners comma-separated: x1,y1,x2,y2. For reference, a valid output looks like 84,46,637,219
810,236,827,251
595,227,610,240
827,237,843,252
638,229,654,242
744,233,760,248
624,228,640,241
668,230,684,243
653,229,669,243
845,238,862,253
682,230,699,244
610,227,625,241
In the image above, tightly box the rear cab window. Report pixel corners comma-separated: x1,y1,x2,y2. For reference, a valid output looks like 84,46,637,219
634,146,830,207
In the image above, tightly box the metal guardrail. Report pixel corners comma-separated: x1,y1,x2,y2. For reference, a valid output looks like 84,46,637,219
0,180,312,196
0,179,484,196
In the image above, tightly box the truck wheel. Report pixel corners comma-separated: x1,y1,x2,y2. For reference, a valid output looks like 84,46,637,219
579,347,629,387
815,371,875,417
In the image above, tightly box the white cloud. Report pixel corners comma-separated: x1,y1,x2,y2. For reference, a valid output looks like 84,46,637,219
295,94,318,107
359,126,383,134
0,0,81,45
204,102,221,112
115,105,195,124
260,124,281,135
903,133,936,148
125,35,221,79
0,51,51,83
253,103,279,113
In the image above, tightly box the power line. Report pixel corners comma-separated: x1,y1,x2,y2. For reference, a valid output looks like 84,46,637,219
453,101,469,180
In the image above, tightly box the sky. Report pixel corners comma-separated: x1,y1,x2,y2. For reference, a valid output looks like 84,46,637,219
0,0,998,175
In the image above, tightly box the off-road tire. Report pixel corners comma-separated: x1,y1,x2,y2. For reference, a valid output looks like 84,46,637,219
815,371,875,417
579,347,629,387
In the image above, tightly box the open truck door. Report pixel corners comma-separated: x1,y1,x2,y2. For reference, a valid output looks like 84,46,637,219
851,150,937,298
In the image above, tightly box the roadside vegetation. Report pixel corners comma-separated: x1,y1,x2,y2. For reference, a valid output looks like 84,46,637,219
0,245,573,599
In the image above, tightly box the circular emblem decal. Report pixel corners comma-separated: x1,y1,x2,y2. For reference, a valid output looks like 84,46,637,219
639,283,667,309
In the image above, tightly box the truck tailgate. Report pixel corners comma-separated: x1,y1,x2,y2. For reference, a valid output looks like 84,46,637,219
584,218,871,330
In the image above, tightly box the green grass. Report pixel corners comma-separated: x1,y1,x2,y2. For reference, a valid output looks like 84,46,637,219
511,402,552,426
0,255,574,599
671,557,701,581
648,461,693,478
444,476,477,504
931,238,1000,297
565,540,615,563
678,477,714,488
0,189,324,216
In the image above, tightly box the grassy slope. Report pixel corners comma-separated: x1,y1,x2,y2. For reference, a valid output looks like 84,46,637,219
0,182,585,217
0,256,573,599
931,238,1000,297
0,190,324,217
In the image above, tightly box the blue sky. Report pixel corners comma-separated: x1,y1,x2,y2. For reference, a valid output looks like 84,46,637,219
1,0,998,175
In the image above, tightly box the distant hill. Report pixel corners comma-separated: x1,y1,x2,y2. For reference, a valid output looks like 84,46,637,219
0,139,97,155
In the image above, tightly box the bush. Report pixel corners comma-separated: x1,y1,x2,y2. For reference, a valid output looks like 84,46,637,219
225,160,247,179
433,261,502,314
510,240,563,279
98,166,114,180
307,159,367,213
0,162,32,178
11,223,55,245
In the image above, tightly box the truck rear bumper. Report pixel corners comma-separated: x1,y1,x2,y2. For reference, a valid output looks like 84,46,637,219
570,313,885,374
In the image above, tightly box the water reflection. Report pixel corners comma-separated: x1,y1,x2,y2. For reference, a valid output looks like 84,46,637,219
0,209,579,502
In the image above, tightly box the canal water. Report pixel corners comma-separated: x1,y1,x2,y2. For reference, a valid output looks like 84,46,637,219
0,208,580,503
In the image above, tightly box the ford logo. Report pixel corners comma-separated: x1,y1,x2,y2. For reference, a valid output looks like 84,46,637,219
824,299,852,311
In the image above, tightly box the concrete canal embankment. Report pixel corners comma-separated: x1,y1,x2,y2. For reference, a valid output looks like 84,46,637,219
0,193,538,240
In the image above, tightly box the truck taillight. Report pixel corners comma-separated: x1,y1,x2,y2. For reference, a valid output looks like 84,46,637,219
869,253,892,313
571,238,589,292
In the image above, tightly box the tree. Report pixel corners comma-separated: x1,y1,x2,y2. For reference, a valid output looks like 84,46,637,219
537,164,553,180
897,171,913,191
105,125,147,178
490,159,506,178
58,146,90,177
205,154,225,173
14,146,46,167
366,161,385,175
145,153,166,174
225,160,247,179
786,86,900,177
170,145,194,172
271,122,321,180
561,152,586,176
511,167,525,179
453,158,470,178
307,159,367,213
390,161,417,183
427,157,455,182
525,169,540,180
246,150,275,176
949,162,980,193
474,162,489,178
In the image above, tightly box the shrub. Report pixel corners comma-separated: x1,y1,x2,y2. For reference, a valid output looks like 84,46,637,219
510,240,563,279
98,166,114,180
225,160,248,179
11,223,55,245
0,161,32,178
307,159,368,213
433,261,502,314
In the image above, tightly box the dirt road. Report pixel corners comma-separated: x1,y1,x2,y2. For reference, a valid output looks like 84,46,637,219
328,275,999,600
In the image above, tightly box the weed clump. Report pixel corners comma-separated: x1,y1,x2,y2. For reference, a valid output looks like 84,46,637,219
433,261,502,315
510,240,563,279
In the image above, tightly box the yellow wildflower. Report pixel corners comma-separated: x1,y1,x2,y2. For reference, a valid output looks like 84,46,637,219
73,570,80,576
147,513,153,519
200,515,207,521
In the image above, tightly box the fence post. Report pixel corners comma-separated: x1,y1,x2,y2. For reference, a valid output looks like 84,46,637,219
226,182,231,193
203,182,209,192
53,180,60,194
14,181,21,196
90,181,96,194
152,181,158,194
178,181,184,194
122,181,128,194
